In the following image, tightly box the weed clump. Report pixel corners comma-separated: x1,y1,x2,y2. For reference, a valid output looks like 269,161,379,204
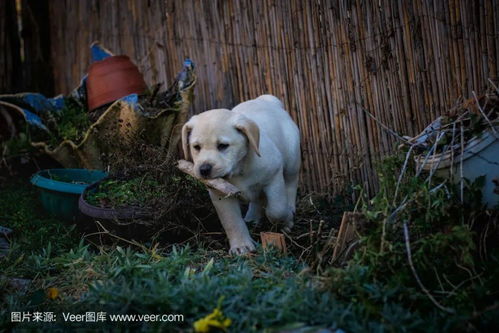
42,97,91,148
324,153,499,331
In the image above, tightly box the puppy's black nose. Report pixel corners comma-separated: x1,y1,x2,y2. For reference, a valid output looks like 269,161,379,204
199,163,212,178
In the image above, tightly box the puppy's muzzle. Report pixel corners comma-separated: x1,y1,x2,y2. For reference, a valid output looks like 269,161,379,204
199,163,213,178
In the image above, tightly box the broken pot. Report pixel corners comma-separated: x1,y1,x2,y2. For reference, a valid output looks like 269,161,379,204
86,55,146,111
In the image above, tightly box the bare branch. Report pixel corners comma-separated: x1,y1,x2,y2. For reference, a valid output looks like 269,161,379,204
403,222,455,314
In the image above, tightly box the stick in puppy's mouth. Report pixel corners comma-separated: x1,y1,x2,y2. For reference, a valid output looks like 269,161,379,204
177,159,242,199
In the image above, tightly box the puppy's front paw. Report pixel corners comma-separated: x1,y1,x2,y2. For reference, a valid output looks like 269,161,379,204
229,239,256,255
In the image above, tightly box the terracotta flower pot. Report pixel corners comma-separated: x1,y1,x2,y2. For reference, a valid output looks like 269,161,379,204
86,55,146,111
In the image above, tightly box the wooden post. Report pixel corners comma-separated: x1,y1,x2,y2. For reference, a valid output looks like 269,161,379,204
260,232,287,254
332,212,364,262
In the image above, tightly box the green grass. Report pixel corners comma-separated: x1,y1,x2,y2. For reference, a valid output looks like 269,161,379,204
2,244,346,332
0,181,344,332
0,181,78,265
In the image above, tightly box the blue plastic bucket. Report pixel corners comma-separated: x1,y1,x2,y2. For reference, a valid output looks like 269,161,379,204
31,169,108,221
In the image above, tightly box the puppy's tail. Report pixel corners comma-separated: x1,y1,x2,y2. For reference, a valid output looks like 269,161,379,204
257,94,283,108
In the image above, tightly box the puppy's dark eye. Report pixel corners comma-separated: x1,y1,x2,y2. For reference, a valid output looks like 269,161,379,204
217,143,229,151
193,144,201,151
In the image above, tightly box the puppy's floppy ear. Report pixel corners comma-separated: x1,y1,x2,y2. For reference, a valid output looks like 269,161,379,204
235,116,261,157
181,117,196,161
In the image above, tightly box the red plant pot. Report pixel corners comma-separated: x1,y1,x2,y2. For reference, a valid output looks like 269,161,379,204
86,55,146,111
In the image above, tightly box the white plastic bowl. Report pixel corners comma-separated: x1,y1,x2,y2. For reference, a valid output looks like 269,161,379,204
416,127,499,208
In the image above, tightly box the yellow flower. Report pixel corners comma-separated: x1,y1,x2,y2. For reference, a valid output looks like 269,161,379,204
193,317,212,333
46,287,59,300
193,306,232,332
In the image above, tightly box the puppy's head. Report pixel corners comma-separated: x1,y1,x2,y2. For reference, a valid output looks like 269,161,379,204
181,109,260,179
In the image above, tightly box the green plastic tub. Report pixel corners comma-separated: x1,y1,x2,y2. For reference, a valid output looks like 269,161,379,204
31,169,108,221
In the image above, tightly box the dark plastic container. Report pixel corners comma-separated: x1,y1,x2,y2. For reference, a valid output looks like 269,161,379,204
78,178,151,221
78,177,152,242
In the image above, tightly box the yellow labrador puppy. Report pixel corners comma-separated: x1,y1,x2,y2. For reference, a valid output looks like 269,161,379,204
181,95,300,254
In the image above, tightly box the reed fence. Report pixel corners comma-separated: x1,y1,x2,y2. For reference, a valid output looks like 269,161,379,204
46,0,499,196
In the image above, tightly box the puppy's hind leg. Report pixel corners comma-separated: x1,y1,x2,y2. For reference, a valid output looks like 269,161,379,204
264,172,293,232
244,200,263,225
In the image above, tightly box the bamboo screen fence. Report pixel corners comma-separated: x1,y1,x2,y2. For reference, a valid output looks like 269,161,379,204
47,0,499,196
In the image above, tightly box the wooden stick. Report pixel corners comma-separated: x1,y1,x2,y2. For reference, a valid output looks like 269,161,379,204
177,159,241,198
332,212,364,262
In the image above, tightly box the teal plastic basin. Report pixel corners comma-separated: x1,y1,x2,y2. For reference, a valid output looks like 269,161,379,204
31,169,108,221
